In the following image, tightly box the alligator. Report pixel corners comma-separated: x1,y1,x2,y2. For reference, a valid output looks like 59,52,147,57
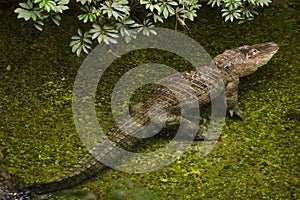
287,112,300,122
0,151,30,200
1,42,279,197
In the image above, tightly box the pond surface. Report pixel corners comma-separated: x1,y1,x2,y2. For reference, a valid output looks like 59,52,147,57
0,0,299,199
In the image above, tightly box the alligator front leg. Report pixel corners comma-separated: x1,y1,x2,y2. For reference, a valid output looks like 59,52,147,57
225,77,244,119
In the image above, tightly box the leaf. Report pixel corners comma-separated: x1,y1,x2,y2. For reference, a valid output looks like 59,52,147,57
168,1,178,6
77,28,83,36
221,9,229,17
107,32,119,38
83,14,89,23
95,35,103,44
149,29,157,35
45,1,56,12
55,5,69,13
58,0,69,5
208,0,222,7
91,31,101,40
232,10,241,19
76,0,91,4
71,35,81,40
163,7,169,19
71,42,81,53
153,4,161,12
14,8,32,21
153,14,163,23
19,1,33,9
167,5,175,16
51,15,61,26
82,44,90,54
33,20,44,31
76,46,82,56
78,14,86,21
70,40,81,47
107,36,118,44
83,37,92,44
88,13,96,22
70,31,92,56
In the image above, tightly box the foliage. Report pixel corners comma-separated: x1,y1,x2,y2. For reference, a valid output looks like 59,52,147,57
14,0,273,56
14,0,69,31
1,1,300,198
208,0,272,22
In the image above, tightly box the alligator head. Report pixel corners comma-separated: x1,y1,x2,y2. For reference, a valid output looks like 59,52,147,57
215,42,279,77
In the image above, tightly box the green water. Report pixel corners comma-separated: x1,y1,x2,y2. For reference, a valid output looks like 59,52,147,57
0,0,299,199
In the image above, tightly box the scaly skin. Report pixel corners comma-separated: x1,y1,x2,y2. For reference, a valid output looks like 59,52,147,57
27,42,279,195
0,151,29,200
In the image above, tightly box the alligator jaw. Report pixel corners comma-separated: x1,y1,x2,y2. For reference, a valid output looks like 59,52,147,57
250,42,279,68
235,42,279,78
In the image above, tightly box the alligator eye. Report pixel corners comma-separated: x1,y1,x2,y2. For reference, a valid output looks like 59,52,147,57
252,49,258,55
247,49,259,59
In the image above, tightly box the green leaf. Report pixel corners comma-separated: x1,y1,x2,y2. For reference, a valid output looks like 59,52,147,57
208,0,222,7
58,0,69,4
71,42,81,53
78,14,86,21
76,46,82,56
168,1,178,6
153,4,161,12
14,8,32,21
82,44,90,54
167,5,175,15
33,20,44,31
70,40,80,47
51,15,61,26
71,36,81,40
152,14,163,23
46,1,56,12
163,7,169,18
55,5,69,13
83,37,92,44
19,1,33,9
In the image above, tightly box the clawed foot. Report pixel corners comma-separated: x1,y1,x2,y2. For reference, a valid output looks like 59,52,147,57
229,105,244,119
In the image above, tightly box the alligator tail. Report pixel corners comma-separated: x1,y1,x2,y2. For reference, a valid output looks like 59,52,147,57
28,126,143,194
27,153,106,194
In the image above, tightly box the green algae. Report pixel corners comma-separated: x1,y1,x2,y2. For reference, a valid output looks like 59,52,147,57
0,0,299,199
